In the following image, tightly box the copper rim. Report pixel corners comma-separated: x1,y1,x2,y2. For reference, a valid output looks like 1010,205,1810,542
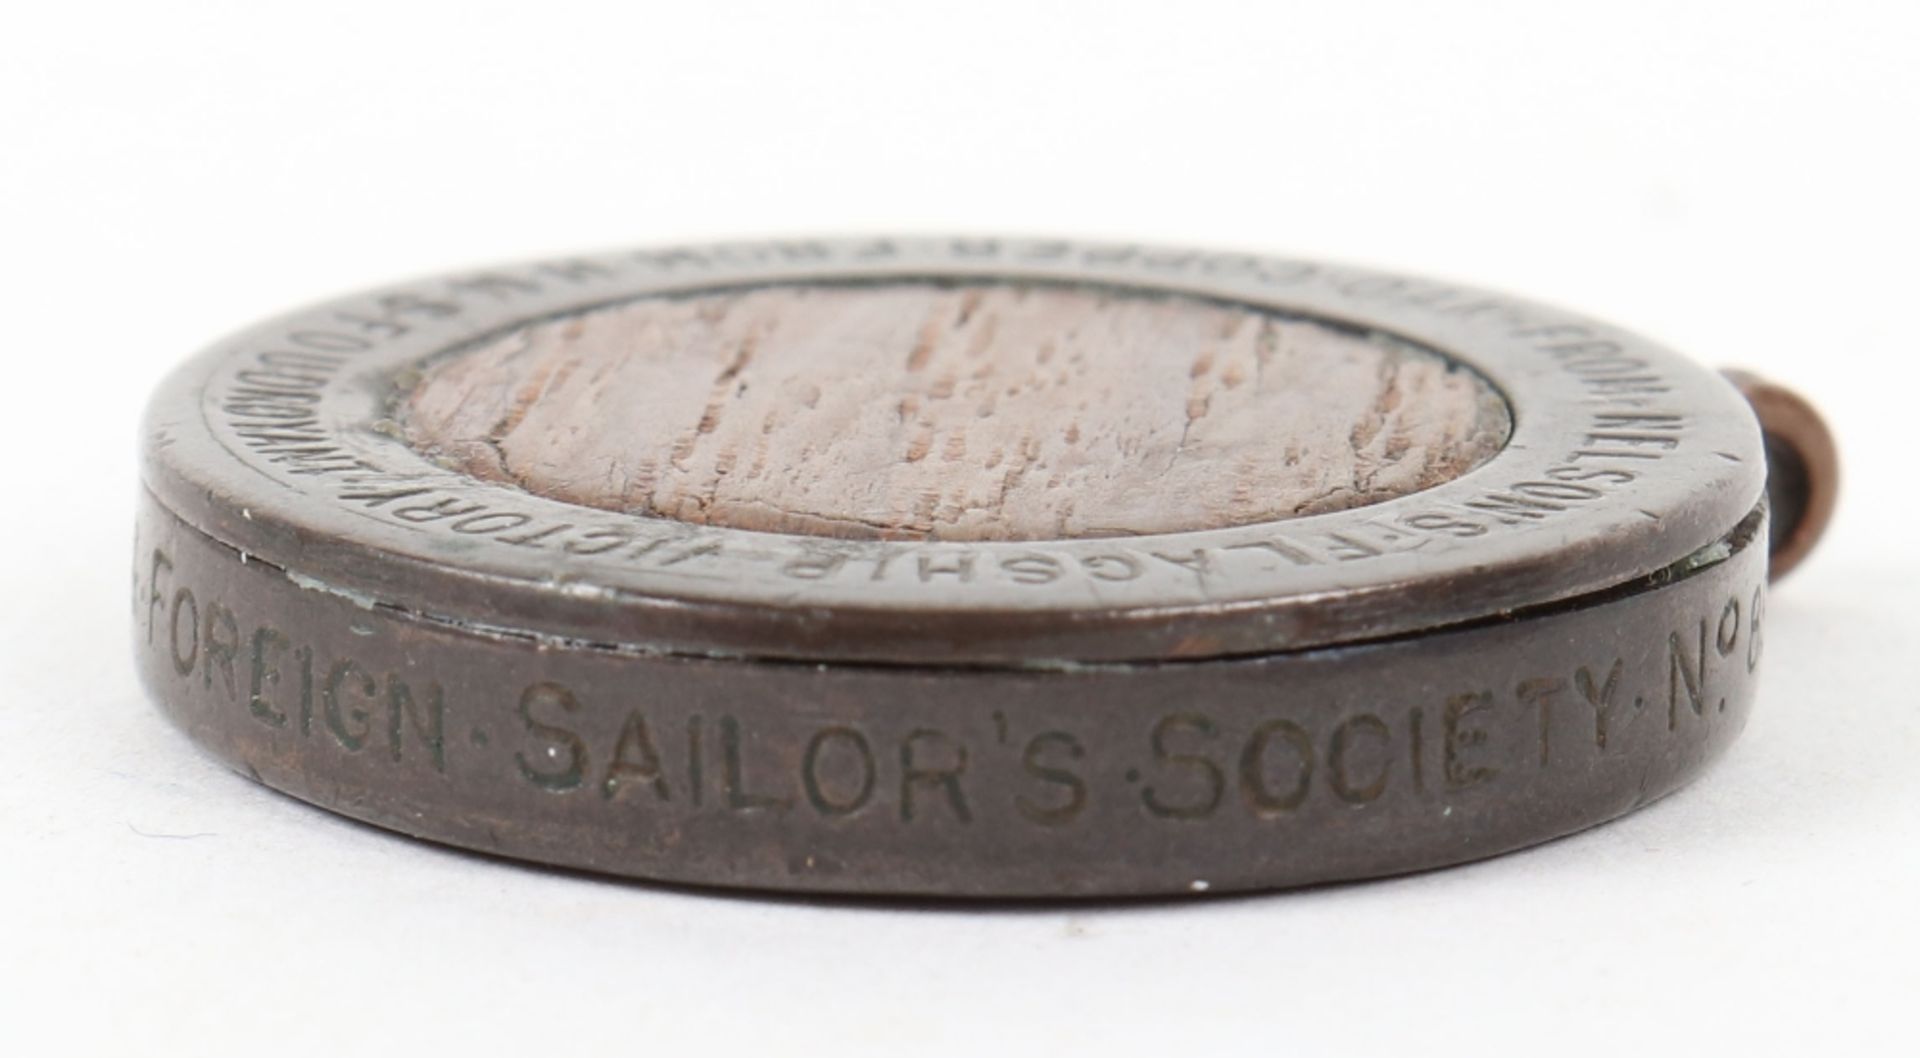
1723,370,1839,582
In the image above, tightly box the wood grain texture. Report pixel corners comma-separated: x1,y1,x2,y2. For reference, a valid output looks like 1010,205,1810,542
401,282,1509,541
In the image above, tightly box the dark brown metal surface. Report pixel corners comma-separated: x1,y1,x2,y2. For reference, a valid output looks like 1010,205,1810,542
133,491,1768,897
131,238,1821,897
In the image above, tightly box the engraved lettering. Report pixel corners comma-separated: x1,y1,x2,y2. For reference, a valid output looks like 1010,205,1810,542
1225,538,1320,564
1330,713,1391,804
1080,554,1142,581
450,512,532,535
145,548,173,645
900,729,971,823
601,709,670,802
1015,731,1087,826
1142,713,1224,820
393,498,485,523
1402,513,1488,539
916,554,975,583
1443,691,1498,789
1516,677,1567,767
497,524,573,548
1323,534,1381,561
386,677,446,772
686,714,705,808
200,603,240,696
295,646,315,735
1716,597,1740,657
1239,718,1313,816
781,551,848,580
563,529,634,556
1669,621,1712,727
1151,549,1210,576
168,587,199,676
515,682,587,792
248,626,291,727
801,726,876,817
1575,660,1629,751
1000,554,1064,585
721,714,791,813
322,658,377,752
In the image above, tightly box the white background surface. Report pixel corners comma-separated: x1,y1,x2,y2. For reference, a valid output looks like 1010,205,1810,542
3,2,1916,1054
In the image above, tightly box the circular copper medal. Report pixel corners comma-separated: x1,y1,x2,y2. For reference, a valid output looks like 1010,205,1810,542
133,237,1828,896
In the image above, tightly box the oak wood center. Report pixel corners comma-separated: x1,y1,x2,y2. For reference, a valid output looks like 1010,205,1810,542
401,282,1509,541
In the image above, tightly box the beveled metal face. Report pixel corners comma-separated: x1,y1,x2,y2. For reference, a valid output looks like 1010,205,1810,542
142,237,1764,665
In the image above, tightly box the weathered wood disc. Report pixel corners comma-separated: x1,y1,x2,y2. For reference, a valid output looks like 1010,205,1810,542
403,283,1510,541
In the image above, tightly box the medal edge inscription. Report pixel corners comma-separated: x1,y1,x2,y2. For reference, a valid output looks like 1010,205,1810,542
133,489,1767,897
